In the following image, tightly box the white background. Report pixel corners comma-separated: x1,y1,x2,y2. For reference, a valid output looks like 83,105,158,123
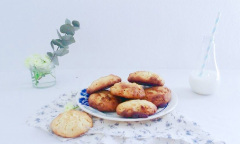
0,0,240,144
0,0,240,71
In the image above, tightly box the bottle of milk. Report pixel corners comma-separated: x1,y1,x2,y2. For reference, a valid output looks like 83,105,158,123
189,37,220,95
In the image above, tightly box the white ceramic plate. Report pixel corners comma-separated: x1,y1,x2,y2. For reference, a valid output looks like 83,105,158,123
76,88,178,121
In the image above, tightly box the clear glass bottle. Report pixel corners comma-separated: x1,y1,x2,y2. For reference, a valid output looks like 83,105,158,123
30,64,56,88
189,36,220,95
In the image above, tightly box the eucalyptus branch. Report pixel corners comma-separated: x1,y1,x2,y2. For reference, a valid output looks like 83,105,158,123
47,19,80,66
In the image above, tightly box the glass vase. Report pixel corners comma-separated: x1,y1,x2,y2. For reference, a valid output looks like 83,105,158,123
30,64,56,88
189,36,220,95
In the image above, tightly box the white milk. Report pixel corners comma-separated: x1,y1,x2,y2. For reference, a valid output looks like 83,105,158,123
189,70,220,95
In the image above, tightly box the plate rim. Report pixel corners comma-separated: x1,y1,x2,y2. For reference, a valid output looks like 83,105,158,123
76,88,178,122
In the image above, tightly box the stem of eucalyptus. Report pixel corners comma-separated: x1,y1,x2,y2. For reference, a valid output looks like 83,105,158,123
50,47,59,62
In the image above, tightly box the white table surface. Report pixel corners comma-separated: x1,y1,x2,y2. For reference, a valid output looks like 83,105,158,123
0,69,239,144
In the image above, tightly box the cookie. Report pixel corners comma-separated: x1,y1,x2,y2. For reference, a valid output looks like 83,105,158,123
88,90,122,112
87,74,121,94
50,110,93,138
128,71,165,86
116,100,157,118
143,86,171,108
110,82,145,99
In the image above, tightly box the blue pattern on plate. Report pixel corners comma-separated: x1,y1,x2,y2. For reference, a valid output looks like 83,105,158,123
79,88,90,106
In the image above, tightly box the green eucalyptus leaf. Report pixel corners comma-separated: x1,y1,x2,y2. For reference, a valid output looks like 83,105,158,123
57,30,62,39
62,37,75,46
52,56,59,65
54,48,69,56
62,35,73,41
60,24,75,35
50,41,54,50
65,19,71,25
52,39,65,48
72,20,80,28
47,52,53,58
63,45,69,48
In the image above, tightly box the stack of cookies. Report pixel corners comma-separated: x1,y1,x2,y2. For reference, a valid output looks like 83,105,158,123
50,71,171,138
87,71,172,118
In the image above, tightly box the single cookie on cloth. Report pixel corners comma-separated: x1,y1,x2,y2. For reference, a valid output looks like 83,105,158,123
88,90,122,112
50,110,93,138
110,82,145,99
143,86,171,108
128,71,165,86
87,74,121,94
116,100,157,118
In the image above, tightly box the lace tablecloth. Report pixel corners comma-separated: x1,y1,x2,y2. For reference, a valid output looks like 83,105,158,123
26,91,225,144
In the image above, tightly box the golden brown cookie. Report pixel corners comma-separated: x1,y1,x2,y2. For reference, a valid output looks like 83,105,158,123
50,110,93,138
87,74,121,94
128,71,165,86
110,82,145,99
143,86,171,108
116,100,157,118
88,90,122,112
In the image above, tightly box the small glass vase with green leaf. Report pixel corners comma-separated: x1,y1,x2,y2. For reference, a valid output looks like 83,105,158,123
25,19,80,88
